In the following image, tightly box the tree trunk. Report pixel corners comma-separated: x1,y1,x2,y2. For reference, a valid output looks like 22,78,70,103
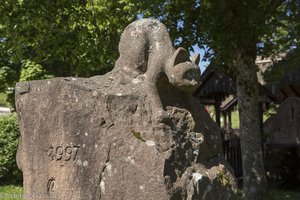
236,49,266,200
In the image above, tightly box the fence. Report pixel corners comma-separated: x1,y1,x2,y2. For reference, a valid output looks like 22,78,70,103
222,129,243,179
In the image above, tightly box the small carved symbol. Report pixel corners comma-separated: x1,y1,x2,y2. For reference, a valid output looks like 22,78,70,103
47,178,55,194
99,117,106,126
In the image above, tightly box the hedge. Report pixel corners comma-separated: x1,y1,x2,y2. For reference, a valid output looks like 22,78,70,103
0,113,22,184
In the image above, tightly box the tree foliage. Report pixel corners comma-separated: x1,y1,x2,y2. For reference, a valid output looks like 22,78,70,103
262,1,300,84
0,0,142,106
141,0,300,73
19,60,52,82
1,0,142,77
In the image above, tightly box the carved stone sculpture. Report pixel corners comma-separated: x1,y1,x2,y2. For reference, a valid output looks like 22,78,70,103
113,19,201,123
16,19,237,200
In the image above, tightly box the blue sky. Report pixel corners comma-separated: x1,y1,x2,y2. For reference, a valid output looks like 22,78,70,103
190,45,210,73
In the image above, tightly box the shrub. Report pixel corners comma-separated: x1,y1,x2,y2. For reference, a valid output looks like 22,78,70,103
19,60,52,82
0,113,22,184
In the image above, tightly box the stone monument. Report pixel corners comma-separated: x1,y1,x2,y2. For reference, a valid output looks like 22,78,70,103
16,19,237,200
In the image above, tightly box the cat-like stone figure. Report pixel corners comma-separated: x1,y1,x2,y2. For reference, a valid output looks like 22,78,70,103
114,18,201,123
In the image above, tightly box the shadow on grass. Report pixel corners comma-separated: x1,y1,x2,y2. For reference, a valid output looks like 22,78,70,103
237,189,300,200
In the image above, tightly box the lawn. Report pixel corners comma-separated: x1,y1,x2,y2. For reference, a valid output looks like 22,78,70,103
0,185,23,200
0,185,299,199
230,109,240,128
210,106,273,129
264,190,300,200
0,93,9,107
208,106,240,129
237,189,300,200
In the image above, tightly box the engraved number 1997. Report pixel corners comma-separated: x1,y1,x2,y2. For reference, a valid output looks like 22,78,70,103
47,145,80,161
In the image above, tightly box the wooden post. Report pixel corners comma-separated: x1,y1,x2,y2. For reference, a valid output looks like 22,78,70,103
258,102,264,155
228,109,232,130
223,111,227,130
215,97,221,127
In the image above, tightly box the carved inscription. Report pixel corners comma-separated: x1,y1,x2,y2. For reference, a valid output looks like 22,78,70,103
47,178,55,193
47,145,80,161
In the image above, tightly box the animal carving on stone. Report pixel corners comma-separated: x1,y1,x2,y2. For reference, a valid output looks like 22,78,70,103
114,18,201,123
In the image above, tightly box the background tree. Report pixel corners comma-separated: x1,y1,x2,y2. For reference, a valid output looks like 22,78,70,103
141,0,300,199
263,0,300,84
0,0,142,106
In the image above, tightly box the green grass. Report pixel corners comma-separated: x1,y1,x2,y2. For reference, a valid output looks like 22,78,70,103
212,107,273,130
227,107,275,129
0,185,23,200
209,107,240,129
1,185,299,199
265,190,300,200
237,189,300,200
0,93,9,107
230,109,239,129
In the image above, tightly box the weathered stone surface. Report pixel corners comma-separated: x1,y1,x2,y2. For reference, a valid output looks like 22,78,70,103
16,19,237,200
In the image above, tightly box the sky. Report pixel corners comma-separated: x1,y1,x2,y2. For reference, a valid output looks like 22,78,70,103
190,45,210,73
